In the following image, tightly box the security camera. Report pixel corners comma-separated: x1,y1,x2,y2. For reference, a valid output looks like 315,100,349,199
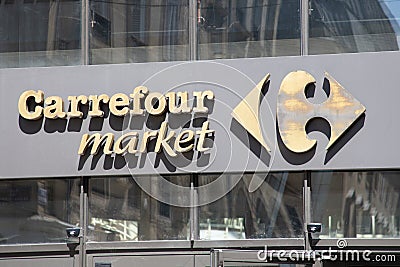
307,223,322,233
66,227,81,238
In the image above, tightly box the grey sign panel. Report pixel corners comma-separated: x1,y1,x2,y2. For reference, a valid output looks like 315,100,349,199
1,52,399,179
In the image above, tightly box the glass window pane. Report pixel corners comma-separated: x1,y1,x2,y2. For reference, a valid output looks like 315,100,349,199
309,0,400,55
0,178,80,244
198,0,301,60
89,176,190,241
89,0,189,64
312,171,400,238
198,172,304,239
0,0,81,68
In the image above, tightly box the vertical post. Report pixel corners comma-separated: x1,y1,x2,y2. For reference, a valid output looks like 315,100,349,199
189,0,198,60
210,249,223,267
81,0,89,64
300,0,309,55
79,184,84,267
372,215,376,237
303,178,311,250
79,180,88,267
190,182,199,240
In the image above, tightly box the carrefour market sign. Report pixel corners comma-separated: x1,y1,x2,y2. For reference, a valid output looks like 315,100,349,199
3,53,400,178
18,88,215,157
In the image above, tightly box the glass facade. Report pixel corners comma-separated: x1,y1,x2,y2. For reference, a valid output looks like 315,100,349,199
89,0,190,64
0,178,80,244
199,173,303,239
198,0,301,59
0,172,399,244
312,171,400,239
89,176,190,241
2,0,400,68
0,0,81,68
309,0,400,54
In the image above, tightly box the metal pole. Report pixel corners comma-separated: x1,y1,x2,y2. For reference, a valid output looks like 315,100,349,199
210,249,223,267
300,0,309,55
81,0,89,64
190,182,199,240
303,178,311,250
79,180,88,267
189,0,198,60
79,185,84,267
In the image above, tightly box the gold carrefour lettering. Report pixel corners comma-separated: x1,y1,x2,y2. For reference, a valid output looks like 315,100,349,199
68,95,88,118
18,90,44,120
109,93,130,116
44,96,67,119
88,94,110,117
166,91,192,114
193,90,214,113
130,86,148,115
145,92,167,115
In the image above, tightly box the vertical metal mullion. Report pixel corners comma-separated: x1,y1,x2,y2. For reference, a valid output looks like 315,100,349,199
303,173,311,250
189,0,197,60
300,0,309,55
79,178,89,267
81,0,89,64
79,183,84,267
190,174,199,241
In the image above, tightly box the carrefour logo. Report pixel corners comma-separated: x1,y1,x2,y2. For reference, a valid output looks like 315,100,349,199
232,70,366,155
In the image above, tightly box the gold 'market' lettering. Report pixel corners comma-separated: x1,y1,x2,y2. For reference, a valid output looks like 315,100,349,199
154,122,176,156
77,121,213,156
114,132,139,154
139,130,158,153
174,129,194,153
196,121,214,152
18,90,44,120
78,133,114,155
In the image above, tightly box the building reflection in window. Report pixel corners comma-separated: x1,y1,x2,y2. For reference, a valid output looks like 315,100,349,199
90,0,189,64
0,0,81,68
198,0,301,60
89,176,190,241
312,171,400,238
198,172,304,239
0,178,80,244
309,0,400,54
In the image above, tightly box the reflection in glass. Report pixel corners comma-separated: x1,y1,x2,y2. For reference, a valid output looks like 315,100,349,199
198,0,301,60
312,171,400,238
90,0,189,64
309,0,400,54
89,176,190,241
0,0,81,68
199,173,304,239
0,178,80,244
